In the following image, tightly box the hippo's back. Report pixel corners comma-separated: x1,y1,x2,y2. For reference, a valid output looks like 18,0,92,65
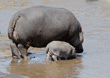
8,6,78,47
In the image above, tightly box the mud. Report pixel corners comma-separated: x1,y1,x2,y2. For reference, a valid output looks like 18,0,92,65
0,0,110,78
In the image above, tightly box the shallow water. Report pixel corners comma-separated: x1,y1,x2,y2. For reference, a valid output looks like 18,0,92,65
0,52,84,78
0,0,110,78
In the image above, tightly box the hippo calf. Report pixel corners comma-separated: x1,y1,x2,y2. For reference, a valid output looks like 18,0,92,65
46,41,77,61
8,6,84,60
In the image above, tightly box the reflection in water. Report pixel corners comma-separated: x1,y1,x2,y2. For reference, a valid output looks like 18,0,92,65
7,53,83,78
45,60,81,78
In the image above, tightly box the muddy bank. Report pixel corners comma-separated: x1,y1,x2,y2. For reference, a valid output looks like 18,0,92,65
0,53,84,78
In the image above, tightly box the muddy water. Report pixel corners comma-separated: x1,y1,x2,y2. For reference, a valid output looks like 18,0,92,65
0,0,110,78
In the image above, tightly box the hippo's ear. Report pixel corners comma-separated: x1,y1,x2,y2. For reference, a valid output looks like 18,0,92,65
82,26,83,29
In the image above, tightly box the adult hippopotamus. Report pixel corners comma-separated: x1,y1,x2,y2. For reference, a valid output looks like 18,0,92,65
8,6,84,60
46,41,77,61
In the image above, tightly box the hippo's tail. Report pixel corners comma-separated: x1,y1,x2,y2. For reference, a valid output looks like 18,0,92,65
8,14,20,40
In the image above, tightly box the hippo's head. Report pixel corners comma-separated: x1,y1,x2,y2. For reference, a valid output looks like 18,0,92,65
69,48,77,58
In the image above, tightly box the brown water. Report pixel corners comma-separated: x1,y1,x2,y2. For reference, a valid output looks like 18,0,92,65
0,0,110,78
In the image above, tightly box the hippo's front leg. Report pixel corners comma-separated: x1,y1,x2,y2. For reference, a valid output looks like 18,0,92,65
10,40,21,59
17,44,30,60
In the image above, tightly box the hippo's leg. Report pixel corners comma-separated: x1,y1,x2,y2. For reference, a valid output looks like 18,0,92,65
46,52,50,61
17,44,30,60
10,40,21,59
52,55,57,61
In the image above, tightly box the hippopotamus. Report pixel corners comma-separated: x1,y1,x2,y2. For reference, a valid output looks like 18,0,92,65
46,41,77,61
8,6,84,60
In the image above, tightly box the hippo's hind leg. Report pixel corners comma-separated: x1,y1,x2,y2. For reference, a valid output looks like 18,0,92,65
46,52,50,61
17,44,30,60
10,40,21,59
46,52,58,61
52,55,57,61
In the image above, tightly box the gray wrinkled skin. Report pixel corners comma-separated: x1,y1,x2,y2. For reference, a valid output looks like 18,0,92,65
46,41,77,61
8,6,84,59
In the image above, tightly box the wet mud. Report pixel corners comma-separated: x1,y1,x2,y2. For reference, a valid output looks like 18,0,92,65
0,0,110,78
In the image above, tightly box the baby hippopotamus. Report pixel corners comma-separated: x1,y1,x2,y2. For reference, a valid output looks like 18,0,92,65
46,41,77,61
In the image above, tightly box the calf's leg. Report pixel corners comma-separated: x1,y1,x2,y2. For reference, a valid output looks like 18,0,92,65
52,55,57,61
46,52,50,61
